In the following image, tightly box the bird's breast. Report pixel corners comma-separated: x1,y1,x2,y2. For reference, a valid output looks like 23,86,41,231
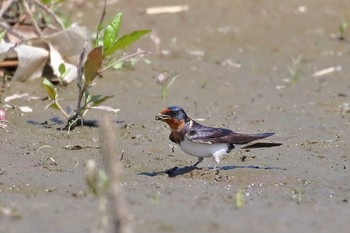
179,138,229,158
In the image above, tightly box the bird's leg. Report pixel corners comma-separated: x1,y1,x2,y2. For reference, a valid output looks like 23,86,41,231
212,154,221,170
213,155,221,163
192,157,203,167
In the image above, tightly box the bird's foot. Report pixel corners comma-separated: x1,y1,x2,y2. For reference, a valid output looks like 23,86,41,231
192,157,204,167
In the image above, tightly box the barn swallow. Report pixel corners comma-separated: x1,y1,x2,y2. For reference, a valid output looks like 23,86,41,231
155,106,282,168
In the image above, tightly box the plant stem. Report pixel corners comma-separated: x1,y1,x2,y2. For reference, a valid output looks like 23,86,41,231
100,116,131,233
94,0,107,46
55,100,69,119
0,22,25,40
21,0,43,37
73,41,89,123
99,50,149,74
32,0,65,30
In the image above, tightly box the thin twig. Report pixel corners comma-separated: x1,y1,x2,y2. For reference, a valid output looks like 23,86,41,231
20,0,43,37
61,41,88,131
77,41,88,90
31,0,64,30
94,0,106,45
0,22,26,40
0,0,16,18
54,100,69,119
100,116,132,233
99,50,150,74
75,41,88,119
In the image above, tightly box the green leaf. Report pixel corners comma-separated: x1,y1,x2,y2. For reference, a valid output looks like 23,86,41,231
95,24,105,47
94,0,107,47
43,78,57,100
41,0,52,4
83,90,91,104
91,95,114,107
103,25,115,50
58,63,66,76
84,46,103,88
97,23,104,32
104,29,151,56
103,12,122,50
45,102,60,110
88,94,102,103
0,30,6,41
236,188,245,208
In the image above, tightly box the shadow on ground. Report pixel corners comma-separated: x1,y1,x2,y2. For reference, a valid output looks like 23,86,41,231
139,164,286,177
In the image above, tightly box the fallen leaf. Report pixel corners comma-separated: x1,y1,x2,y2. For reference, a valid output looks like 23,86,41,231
88,105,120,114
146,5,189,14
45,25,90,59
18,106,33,113
4,93,40,102
0,42,49,81
49,44,77,84
312,66,342,77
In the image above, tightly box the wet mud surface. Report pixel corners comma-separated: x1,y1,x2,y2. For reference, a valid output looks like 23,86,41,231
1,0,350,232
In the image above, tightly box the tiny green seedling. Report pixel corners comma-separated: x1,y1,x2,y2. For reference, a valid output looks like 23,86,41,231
43,9,151,131
338,10,350,40
0,30,6,41
157,73,178,99
57,63,70,85
235,187,245,208
338,21,348,40
288,55,303,86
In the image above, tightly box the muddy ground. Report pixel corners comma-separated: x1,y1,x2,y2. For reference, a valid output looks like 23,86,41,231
1,0,350,232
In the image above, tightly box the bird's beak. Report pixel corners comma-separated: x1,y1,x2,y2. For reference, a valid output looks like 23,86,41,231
155,114,171,121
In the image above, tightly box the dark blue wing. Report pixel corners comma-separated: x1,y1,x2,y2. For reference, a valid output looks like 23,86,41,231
186,120,274,144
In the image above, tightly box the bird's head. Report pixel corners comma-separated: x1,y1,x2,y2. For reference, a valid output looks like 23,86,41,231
155,106,190,130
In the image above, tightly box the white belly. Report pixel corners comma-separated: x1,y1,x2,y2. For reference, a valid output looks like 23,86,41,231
179,138,229,158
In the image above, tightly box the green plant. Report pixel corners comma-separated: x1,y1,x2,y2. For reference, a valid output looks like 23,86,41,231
338,21,348,40
338,10,350,40
0,30,6,41
157,72,178,99
288,55,303,86
235,187,245,208
43,10,151,130
57,63,70,85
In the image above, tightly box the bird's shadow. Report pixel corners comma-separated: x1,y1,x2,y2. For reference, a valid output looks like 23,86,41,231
138,164,286,178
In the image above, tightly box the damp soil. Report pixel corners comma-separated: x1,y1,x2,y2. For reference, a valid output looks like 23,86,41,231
1,1,350,232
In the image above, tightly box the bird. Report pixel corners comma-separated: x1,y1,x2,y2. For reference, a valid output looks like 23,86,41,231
155,106,282,168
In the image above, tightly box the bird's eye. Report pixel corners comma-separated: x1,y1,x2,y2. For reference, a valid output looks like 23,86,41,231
169,111,176,117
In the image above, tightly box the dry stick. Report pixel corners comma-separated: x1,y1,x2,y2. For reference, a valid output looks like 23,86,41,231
99,116,132,233
31,0,64,30
73,41,88,124
0,0,16,18
20,0,43,37
0,21,26,40
99,50,150,74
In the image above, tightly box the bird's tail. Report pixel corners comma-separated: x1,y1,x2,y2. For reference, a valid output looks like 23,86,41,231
239,132,283,149
252,132,275,139
241,142,282,149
